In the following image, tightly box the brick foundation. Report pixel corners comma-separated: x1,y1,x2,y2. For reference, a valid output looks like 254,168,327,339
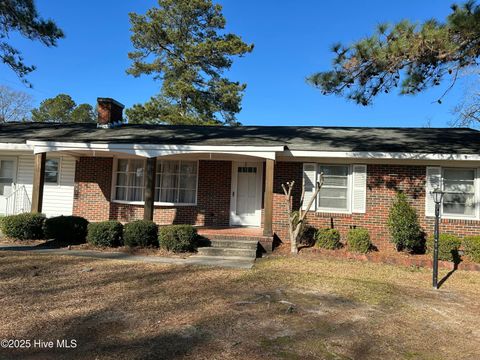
73,157,231,227
272,162,480,251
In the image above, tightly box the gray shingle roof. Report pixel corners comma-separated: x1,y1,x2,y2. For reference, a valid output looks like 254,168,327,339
0,122,479,154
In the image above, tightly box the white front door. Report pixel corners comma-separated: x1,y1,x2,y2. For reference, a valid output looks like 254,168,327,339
0,158,16,215
230,161,263,226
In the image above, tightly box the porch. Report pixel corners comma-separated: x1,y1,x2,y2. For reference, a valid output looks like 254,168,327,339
26,151,278,238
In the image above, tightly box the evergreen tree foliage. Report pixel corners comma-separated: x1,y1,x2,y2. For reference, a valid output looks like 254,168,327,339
387,192,424,252
31,94,95,123
0,0,64,84
126,0,253,125
308,1,480,107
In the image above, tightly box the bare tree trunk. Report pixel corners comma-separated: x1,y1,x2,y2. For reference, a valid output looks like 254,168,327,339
282,174,323,254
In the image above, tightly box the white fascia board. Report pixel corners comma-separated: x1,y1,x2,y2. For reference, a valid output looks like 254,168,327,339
26,141,284,151
283,150,480,161
0,143,32,151
28,141,282,160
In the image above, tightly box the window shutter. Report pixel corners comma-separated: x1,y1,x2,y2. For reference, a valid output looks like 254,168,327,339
302,163,317,210
425,167,441,217
352,165,367,213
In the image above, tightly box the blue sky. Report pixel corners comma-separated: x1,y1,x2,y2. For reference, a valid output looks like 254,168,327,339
1,0,467,127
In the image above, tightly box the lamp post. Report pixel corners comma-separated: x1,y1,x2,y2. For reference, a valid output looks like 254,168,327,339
432,188,444,289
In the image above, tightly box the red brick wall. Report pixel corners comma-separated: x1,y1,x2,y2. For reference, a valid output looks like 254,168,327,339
73,157,231,226
73,157,113,221
272,162,480,251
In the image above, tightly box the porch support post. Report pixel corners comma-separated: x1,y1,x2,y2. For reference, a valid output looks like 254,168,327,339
144,157,157,221
263,158,274,236
31,152,46,213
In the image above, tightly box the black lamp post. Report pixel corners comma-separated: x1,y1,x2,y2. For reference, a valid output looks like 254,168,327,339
432,187,444,289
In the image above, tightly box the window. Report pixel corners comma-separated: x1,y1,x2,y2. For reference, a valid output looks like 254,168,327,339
238,167,257,173
114,159,145,202
155,160,197,204
442,168,476,217
45,159,59,184
0,159,14,195
318,165,349,211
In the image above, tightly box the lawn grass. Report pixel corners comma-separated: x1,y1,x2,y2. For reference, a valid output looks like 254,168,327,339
0,252,479,359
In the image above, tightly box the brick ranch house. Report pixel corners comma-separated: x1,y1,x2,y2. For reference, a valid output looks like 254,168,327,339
2,97,480,253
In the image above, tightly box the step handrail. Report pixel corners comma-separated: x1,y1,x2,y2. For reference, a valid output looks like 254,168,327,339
5,184,31,215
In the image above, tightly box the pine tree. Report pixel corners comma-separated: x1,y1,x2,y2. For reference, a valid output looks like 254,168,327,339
126,0,253,125
0,0,64,85
31,94,95,123
308,1,480,109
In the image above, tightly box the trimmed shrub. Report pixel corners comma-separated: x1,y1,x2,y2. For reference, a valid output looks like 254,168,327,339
124,220,158,247
159,225,198,252
0,213,45,240
299,225,317,247
387,192,424,252
347,228,372,254
315,228,341,250
462,236,480,263
426,233,461,262
43,215,89,243
87,221,123,247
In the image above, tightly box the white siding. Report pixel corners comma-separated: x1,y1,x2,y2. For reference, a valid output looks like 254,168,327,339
16,155,75,217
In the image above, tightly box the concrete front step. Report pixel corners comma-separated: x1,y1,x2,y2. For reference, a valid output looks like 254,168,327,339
202,233,270,243
196,246,257,258
188,255,254,269
209,239,258,250
190,254,255,262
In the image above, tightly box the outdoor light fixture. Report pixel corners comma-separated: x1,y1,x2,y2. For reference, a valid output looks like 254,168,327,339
432,187,444,289
432,187,444,205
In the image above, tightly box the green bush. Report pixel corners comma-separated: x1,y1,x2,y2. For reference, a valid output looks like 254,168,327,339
315,228,341,250
87,221,123,247
124,220,158,247
387,192,424,252
43,215,89,243
299,225,317,247
347,228,372,254
0,213,45,240
159,225,198,252
462,236,480,263
426,233,461,262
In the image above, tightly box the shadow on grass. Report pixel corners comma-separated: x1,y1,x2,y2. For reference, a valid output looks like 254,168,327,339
437,259,460,289
3,328,207,360
0,239,81,252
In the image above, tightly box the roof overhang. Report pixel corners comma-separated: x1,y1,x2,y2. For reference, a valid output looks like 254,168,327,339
0,143,32,151
282,150,480,161
26,141,285,160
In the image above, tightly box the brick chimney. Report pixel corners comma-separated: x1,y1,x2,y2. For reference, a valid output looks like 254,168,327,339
97,98,124,128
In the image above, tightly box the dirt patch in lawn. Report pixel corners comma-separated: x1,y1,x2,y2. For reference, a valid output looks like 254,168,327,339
0,252,479,359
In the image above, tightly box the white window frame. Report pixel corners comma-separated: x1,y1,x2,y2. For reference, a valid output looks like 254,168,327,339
440,167,479,220
316,164,352,214
111,158,199,206
154,159,199,206
111,158,146,205
45,157,61,185
0,156,17,196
